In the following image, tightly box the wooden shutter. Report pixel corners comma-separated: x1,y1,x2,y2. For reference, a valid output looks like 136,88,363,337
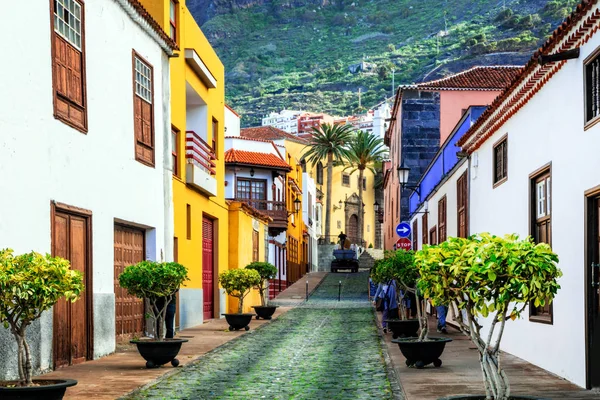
133,52,155,166
457,172,468,238
422,213,428,245
412,220,418,250
253,230,259,262
51,1,87,131
438,196,447,243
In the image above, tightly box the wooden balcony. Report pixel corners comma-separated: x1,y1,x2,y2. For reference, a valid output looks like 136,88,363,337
185,130,217,196
235,199,288,235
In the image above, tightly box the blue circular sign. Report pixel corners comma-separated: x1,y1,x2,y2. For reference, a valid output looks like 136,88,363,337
396,222,411,238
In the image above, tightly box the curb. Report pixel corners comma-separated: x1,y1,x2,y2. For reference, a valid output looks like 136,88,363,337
373,307,406,400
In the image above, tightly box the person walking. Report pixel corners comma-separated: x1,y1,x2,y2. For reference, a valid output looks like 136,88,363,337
376,280,398,334
436,304,448,334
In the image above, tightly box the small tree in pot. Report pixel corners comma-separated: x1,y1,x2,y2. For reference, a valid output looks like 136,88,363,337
219,268,261,331
246,262,279,320
416,234,561,399
118,261,189,368
0,249,83,398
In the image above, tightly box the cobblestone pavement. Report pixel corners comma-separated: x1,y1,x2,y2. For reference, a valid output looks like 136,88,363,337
124,272,394,400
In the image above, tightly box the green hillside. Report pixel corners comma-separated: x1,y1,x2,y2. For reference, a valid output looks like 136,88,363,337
189,0,578,126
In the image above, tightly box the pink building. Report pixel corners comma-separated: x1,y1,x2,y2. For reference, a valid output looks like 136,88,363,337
383,66,521,250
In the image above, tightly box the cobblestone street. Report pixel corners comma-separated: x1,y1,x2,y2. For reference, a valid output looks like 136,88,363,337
124,272,394,400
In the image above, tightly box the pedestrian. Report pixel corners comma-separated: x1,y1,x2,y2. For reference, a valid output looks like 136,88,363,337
377,280,399,334
436,303,448,334
155,293,177,339
338,231,347,248
368,269,378,301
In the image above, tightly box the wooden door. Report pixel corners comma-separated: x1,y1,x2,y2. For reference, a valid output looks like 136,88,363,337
347,214,359,244
53,208,91,368
202,218,214,320
588,196,600,388
114,225,145,341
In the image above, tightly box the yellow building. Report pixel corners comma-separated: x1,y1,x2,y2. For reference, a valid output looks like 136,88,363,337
226,201,270,313
139,0,228,327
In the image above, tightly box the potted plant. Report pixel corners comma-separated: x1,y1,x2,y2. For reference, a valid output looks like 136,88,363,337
118,260,189,369
417,234,561,400
388,249,452,369
246,262,279,320
219,268,262,331
0,249,83,400
378,250,420,339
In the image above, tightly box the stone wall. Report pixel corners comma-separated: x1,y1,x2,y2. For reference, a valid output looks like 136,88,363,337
317,245,337,272
400,91,441,221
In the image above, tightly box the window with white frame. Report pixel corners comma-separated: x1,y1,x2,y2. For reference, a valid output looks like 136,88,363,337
135,57,153,103
54,0,82,49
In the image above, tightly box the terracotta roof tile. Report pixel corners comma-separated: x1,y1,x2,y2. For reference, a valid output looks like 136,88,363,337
241,126,309,144
224,149,292,170
404,66,523,91
126,0,178,51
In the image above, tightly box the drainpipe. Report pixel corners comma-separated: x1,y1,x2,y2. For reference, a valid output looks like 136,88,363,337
162,55,174,262
113,0,175,56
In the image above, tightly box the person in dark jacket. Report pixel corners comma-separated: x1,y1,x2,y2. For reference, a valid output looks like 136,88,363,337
155,294,177,339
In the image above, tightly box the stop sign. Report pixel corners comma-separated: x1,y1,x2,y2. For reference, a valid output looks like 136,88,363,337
396,238,411,251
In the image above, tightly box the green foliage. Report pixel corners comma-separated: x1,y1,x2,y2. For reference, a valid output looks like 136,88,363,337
0,249,84,385
219,268,262,313
373,250,417,290
302,123,354,167
246,262,277,306
345,130,387,176
119,261,189,301
416,234,561,321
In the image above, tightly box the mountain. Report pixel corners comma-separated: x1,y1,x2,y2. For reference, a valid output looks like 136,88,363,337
188,0,579,127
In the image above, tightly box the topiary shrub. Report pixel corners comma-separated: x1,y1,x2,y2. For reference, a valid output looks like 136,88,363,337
119,261,188,341
0,249,84,386
416,234,561,399
219,269,262,313
245,262,277,306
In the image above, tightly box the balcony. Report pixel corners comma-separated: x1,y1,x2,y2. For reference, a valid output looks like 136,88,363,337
236,199,288,235
185,130,217,197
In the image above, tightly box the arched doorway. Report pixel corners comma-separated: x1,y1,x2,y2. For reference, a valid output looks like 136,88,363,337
347,214,359,244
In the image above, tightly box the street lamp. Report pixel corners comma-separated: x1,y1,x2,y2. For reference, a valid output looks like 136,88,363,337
294,197,302,214
333,199,343,211
397,161,420,197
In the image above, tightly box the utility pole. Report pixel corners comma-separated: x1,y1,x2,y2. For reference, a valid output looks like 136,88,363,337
358,88,362,109
391,67,396,97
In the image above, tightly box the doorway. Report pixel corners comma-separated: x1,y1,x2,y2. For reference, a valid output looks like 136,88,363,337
202,217,215,320
347,214,359,244
587,193,600,388
51,203,93,368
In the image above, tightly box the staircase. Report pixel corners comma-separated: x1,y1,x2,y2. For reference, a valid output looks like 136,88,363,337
358,251,377,271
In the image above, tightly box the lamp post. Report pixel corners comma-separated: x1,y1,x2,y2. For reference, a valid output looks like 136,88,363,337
294,197,301,214
397,161,421,198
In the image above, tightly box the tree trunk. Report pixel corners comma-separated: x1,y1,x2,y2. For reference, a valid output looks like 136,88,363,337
259,281,266,306
324,152,334,240
358,168,364,246
238,295,244,314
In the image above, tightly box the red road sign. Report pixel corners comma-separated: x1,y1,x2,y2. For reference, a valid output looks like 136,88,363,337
396,238,411,251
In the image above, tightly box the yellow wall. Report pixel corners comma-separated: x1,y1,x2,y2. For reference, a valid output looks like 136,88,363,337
227,202,268,313
282,140,307,271
140,0,229,314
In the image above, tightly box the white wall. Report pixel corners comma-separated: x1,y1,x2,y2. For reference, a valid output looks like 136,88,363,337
0,0,170,376
467,29,600,388
225,107,241,137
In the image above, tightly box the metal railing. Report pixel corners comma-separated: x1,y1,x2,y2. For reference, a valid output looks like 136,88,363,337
317,235,366,248
186,130,216,176
234,199,287,221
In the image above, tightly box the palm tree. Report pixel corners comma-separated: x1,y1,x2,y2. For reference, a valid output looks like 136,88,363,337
303,123,355,241
345,130,386,245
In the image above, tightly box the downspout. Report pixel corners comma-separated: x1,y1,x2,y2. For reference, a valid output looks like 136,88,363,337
113,0,175,57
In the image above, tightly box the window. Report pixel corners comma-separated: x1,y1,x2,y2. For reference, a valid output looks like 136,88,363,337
337,220,342,229
493,136,508,186
422,213,428,245
172,126,180,177
429,226,437,245
212,118,218,156
252,230,259,262
169,0,177,42
363,177,367,190
457,172,468,238
236,178,267,210
173,237,179,262
342,173,351,187
50,0,87,132
133,53,155,166
438,196,447,243
530,167,553,323
412,220,418,250
186,204,191,240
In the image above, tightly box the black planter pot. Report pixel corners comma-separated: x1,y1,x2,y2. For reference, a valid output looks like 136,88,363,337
222,313,254,331
0,379,77,400
130,338,189,369
385,319,420,339
392,337,452,369
252,306,278,320
438,396,549,400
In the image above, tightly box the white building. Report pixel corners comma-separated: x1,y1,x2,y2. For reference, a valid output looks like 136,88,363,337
302,166,319,272
262,110,303,134
0,0,176,378
373,100,392,141
410,1,600,389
